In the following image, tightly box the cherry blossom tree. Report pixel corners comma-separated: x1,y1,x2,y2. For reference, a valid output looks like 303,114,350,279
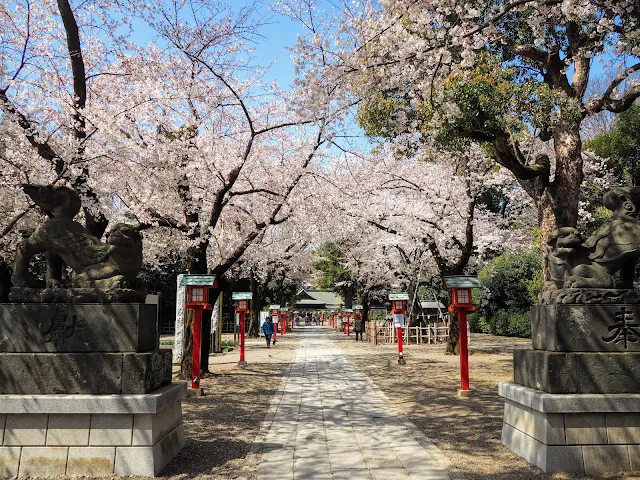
279,0,640,254
304,142,531,351
0,0,348,375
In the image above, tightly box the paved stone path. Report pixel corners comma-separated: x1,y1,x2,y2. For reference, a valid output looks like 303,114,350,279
256,328,453,480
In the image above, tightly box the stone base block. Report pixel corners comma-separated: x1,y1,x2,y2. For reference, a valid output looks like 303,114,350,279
499,382,640,474
514,349,640,394
0,303,158,353
0,383,186,477
532,304,640,352
0,350,172,394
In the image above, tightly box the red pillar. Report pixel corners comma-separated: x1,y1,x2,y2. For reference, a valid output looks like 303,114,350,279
273,324,277,344
192,308,202,389
239,311,246,364
281,314,287,335
459,309,470,391
347,317,351,336
397,326,405,364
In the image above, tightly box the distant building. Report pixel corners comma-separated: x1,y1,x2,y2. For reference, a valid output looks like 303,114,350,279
419,301,447,323
294,289,343,312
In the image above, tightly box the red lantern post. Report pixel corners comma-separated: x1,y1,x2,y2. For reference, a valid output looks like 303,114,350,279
269,305,280,345
345,309,353,335
182,275,217,391
233,292,252,366
390,293,408,365
443,276,480,397
280,308,287,335
353,305,363,341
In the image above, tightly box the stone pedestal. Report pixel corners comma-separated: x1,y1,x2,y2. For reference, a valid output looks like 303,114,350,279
513,349,640,394
532,304,640,352
0,302,184,476
500,382,640,474
0,303,158,353
0,350,172,394
502,303,640,474
0,383,186,477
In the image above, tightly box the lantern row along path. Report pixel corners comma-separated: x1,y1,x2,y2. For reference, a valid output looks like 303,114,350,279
254,327,455,480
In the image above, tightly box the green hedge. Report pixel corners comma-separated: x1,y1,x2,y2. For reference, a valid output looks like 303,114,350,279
471,250,541,338
468,311,531,338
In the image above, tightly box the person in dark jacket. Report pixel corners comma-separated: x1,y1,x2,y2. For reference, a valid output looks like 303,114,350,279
262,318,274,348
354,317,364,341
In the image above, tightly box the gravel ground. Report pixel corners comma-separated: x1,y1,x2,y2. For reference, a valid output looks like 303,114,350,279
161,332,299,480
334,330,640,480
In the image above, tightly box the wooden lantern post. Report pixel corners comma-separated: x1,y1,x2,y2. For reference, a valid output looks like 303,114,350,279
443,275,480,397
182,275,217,390
232,292,252,366
390,293,409,365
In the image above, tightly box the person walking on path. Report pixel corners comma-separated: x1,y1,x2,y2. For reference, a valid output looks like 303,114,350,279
262,317,274,348
354,316,364,341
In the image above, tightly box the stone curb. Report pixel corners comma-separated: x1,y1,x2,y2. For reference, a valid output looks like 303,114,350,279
0,382,186,414
499,382,640,413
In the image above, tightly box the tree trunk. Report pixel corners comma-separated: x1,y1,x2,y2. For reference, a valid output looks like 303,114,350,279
249,271,263,338
535,124,583,278
362,290,370,323
446,309,460,355
343,285,354,309
200,308,212,373
180,309,195,380
552,123,583,229
0,260,11,303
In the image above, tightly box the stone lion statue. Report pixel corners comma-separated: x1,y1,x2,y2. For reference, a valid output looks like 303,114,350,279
12,184,142,289
544,186,640,292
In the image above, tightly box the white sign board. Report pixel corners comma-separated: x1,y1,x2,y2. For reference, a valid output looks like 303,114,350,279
272,315,279,324
393,314,405,328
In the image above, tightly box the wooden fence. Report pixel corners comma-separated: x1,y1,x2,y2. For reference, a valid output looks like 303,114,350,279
365,322,450,345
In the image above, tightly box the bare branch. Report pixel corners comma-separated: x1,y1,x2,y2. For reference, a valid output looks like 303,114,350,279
586,63,640,114
0,204,35,238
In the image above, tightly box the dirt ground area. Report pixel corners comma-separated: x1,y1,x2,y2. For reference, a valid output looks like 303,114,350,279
334,331,639,480
161,332,299,480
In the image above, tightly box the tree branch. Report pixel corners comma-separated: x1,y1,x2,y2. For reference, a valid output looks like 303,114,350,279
586,63,640,114
0,204,35,238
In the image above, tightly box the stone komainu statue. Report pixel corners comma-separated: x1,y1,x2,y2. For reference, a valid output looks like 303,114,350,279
543,186,640,302
12,184,142,289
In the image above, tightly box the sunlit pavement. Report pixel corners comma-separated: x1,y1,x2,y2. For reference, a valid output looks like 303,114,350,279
256,327,452,480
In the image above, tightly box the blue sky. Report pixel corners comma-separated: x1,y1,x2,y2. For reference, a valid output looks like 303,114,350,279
245,3,302,89
128,1,334,91
124,1,371,156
